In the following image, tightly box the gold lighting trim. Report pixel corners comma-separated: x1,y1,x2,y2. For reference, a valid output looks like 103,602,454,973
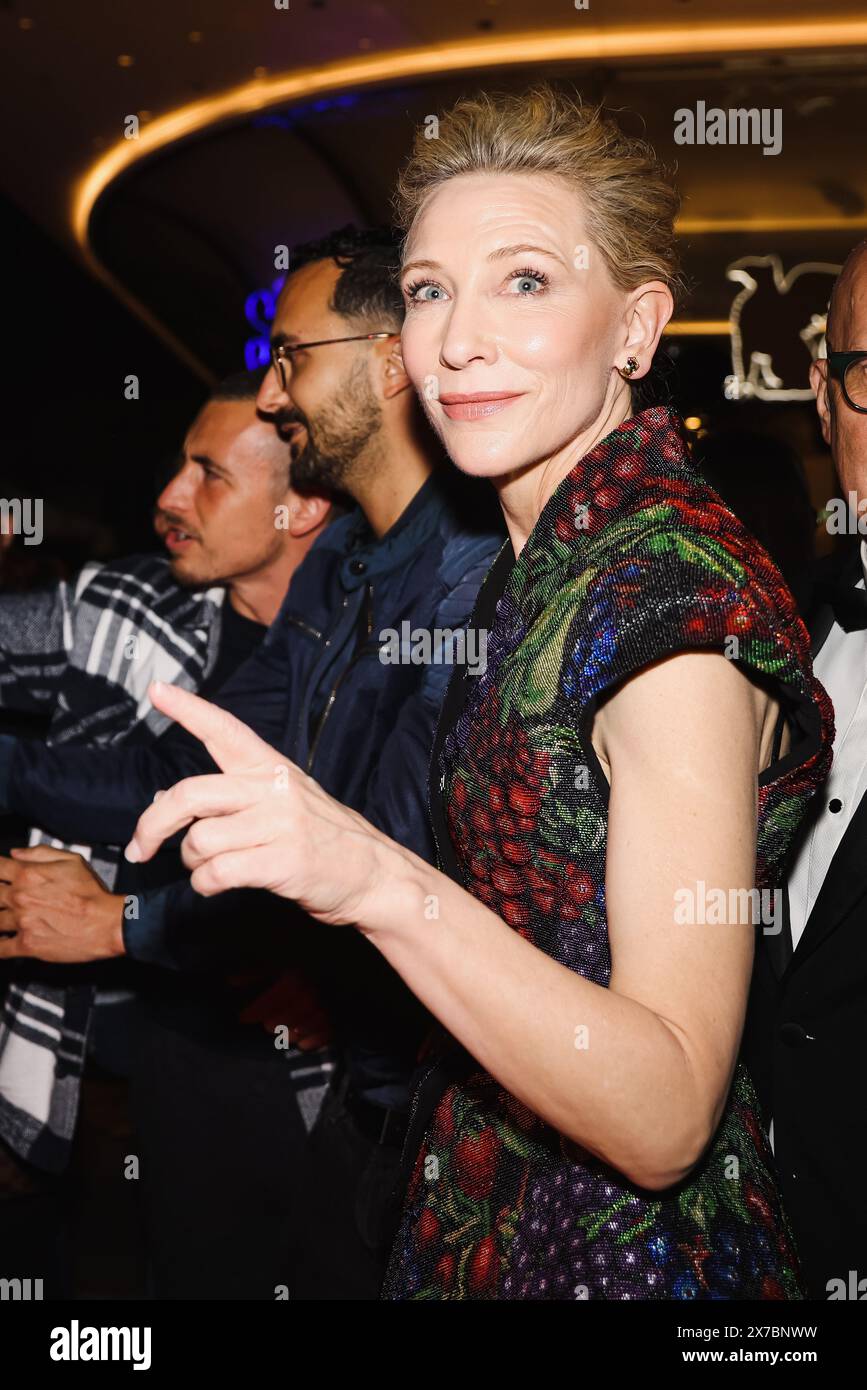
664,320,729,336
679,215,867,234
70,17,867,368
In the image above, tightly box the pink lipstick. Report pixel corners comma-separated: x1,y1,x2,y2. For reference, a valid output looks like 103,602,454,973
438,392,524,421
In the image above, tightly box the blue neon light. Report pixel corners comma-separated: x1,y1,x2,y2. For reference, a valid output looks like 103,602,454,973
243,275,286,370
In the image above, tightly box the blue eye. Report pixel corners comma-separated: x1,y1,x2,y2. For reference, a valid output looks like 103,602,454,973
509,268,550,295
406,279,447,303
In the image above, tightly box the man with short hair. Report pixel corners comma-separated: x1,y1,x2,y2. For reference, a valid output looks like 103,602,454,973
744,240,867,1298
0,369,335,1292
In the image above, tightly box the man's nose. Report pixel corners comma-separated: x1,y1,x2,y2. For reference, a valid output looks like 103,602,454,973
258,362,291,415
157,468,195,514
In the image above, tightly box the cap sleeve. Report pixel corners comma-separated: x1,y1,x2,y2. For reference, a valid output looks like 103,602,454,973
548,537,830,796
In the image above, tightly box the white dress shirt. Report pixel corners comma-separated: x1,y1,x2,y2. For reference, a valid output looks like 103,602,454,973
787,539,867,951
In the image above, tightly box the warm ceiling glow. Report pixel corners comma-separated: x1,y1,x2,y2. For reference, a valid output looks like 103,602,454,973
72,18,867,252
117,54,134,68
680,215,867,234
664,321,729,336
69,17,867,369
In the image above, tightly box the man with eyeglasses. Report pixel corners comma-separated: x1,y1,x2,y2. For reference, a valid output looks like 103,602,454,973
0,226,503,1297
743,240,867,1300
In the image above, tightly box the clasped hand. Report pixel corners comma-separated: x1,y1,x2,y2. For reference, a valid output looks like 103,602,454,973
0,846,125,961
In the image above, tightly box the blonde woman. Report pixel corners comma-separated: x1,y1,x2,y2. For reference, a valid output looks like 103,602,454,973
127,87,833,1300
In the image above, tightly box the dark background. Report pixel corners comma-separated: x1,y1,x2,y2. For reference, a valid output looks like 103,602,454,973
3,0,866,574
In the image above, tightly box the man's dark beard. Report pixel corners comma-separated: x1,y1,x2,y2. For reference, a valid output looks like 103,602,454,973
287,360,382,494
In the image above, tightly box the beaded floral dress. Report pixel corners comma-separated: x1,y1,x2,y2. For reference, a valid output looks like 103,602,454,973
382,406,833,1301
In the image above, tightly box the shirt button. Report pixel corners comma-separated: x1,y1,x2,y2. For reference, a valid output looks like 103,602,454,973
349,559,366,576
779,1022,812,1047
828,797,843,813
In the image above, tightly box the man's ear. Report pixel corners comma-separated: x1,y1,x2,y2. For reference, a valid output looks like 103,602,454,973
380,335,411,401
810,358,832,446
282,490,333,539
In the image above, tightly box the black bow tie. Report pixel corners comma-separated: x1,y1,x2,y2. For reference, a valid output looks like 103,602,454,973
816,578,867,631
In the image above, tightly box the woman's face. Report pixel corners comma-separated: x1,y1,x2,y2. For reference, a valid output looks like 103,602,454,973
399,171,631,480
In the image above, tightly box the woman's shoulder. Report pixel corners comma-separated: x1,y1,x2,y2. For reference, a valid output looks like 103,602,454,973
537,462,797,627
525,409,798,630
517,464,818,722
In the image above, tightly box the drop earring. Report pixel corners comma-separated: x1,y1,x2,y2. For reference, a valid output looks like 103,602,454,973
620,356,640,378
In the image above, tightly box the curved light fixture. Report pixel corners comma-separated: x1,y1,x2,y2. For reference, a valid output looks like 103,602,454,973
70,16,867,370
663,320,729,336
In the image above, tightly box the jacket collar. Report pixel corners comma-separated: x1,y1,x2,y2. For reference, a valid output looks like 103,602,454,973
786,790,867,979
338,472,449,591
129,557,224,636
808,540,866,658
166,584,226,638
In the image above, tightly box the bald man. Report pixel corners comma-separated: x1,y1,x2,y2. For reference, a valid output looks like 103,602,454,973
744,240,867,1300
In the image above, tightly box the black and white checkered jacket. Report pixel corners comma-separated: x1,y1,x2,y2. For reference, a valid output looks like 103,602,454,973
0,554,334,1172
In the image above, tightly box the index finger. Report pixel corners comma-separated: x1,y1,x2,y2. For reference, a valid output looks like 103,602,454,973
147,681,277,776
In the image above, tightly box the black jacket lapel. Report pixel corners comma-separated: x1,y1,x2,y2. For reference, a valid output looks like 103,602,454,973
807,541,863,657
766,872,794,980
785,791,867,978
809,600,835,660
772,544,861,977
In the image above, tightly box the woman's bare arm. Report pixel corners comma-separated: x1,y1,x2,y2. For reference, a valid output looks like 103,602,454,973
127,657,764,1190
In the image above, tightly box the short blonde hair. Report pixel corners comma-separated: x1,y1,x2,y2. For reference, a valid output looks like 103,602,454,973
395,84,684,307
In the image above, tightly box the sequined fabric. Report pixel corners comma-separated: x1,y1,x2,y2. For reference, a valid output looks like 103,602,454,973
382,406,834,1301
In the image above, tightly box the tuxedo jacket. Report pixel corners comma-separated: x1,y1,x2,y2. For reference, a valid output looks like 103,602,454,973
744,542,867,1300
